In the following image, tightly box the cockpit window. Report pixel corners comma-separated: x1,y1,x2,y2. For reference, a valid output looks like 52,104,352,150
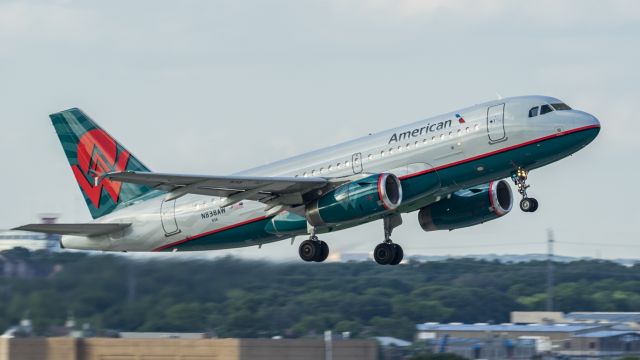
528,107,539,117
540,104,553,115
551,103,571,111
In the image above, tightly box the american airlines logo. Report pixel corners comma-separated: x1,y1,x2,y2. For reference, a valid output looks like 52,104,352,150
71,129,131,208
388,119,453,144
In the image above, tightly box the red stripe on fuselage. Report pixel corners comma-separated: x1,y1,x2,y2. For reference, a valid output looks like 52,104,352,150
399,125,600,180
153,216,269,251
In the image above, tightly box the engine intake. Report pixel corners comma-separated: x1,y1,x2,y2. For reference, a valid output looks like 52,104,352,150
306,173,402,227
418,180,513,232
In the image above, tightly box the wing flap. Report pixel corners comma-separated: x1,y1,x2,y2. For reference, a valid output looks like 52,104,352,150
13,223,131,236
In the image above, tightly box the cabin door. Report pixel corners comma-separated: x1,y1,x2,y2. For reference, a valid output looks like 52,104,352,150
160,199,181,236
487,103,506,143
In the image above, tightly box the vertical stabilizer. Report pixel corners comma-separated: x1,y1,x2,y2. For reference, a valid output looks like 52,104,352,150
50,108,153,218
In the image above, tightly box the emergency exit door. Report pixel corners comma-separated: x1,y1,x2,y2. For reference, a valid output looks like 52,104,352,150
352,152,363,174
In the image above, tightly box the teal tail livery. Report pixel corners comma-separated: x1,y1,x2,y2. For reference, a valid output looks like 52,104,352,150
15,96,600,264
50,108,153,219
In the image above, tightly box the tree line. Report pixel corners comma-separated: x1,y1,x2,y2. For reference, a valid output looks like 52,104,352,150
1,248,640,340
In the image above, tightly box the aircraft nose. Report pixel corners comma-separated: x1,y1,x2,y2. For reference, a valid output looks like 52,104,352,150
572,111,600,144
572,110,600,131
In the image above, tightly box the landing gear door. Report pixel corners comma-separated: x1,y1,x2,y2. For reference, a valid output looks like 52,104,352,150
352,152,363,174
487,103,506,143
160,199,181,236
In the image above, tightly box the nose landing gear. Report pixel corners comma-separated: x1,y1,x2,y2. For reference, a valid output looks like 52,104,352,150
512,168,538,212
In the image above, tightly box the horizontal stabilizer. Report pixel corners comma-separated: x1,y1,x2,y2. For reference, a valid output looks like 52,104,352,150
13,223,131,236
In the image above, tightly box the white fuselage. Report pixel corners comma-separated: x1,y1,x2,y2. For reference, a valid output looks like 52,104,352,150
61,95,600,252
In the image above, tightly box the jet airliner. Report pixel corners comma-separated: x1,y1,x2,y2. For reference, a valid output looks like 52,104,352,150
15,96,600,265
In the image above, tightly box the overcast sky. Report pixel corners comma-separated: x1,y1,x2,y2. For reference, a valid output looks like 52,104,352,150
1,0,638,261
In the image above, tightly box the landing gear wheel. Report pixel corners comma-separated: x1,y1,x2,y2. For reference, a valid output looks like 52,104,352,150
299,239,329,262
520,198,534,212
389,244,404,265
512,168,539,213
374,243,396,265
314,241,329,262
299,240,318,262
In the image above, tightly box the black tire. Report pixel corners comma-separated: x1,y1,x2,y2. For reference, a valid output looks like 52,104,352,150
314,241,329,262
520,198,533,212
529,198,539,212
299,240,318,262
374,243,396,265
389,244,404,265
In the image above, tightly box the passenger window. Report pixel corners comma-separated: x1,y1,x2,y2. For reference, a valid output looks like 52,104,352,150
528,107,539,117
540,104,553,115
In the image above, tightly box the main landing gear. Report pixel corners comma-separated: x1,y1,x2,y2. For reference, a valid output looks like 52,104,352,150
511,168,539,213
298,229,329,263
374,214,404,266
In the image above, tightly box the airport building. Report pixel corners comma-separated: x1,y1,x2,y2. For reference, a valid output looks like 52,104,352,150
0,337,377,360
416,317,640,359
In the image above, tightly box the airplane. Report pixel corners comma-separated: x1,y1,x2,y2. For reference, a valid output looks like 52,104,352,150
14,95,600,265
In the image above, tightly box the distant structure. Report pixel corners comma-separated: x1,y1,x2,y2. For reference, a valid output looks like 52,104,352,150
546,229,555,311
416,322,640,359
0,215,60,252
417,312,640,359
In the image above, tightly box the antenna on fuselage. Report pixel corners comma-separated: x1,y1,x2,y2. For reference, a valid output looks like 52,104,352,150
496,92,503,100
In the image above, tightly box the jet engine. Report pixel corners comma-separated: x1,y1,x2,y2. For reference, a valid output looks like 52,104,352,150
418,180,513,231
306,173,402,227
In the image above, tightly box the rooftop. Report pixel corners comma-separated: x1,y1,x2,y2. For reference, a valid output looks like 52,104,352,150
573,331,639,338
416,323,604,333
567,312,640,323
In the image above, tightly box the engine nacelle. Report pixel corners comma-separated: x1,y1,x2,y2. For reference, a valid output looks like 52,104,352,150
418,180,513,232
306,173,402,227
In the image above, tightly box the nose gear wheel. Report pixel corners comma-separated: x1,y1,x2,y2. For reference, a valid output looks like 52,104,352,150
511,168,539,213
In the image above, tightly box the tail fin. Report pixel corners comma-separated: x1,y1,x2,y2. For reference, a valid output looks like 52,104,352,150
50,108,153,219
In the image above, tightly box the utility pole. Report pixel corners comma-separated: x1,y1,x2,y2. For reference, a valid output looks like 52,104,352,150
127,262,136,305
546,229,555,312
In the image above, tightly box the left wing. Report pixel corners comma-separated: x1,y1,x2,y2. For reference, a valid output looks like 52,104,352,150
105,171,338,207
